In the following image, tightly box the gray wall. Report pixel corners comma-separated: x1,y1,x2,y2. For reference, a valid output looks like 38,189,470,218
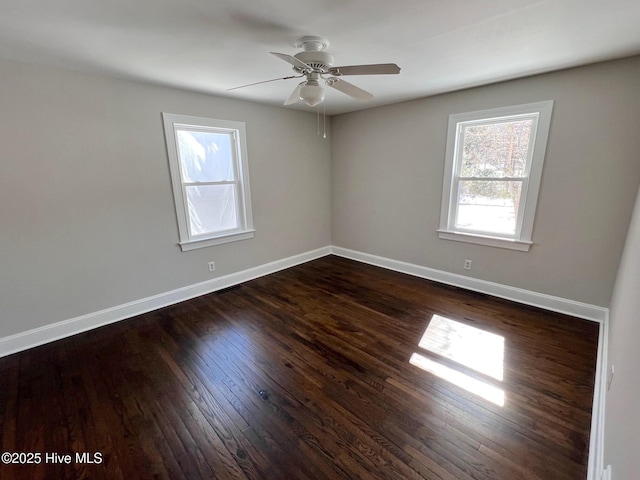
331,57,640,307
605,185,640,479
0,58,332,338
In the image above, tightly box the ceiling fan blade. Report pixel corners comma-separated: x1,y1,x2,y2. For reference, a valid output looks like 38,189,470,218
270,52,313,71
326,77,373,102
284,83,303,105
228,74,302,91
328,63,401,76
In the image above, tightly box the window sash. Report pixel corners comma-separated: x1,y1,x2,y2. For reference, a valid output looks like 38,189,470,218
455,113,539,180
174,126,246,241
448,116,539,239
451,178,527,238
438,101,553,251
183,182,243,238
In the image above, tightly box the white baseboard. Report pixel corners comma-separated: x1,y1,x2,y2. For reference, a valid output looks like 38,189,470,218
2,245,607,360
0,246,332,358
330,246,608,323
588,315,609,480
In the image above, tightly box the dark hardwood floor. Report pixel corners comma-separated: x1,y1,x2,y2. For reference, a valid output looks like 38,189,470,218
0,255,599,480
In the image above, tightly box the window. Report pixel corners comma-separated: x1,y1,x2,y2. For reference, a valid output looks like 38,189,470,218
438,101,553,251
162,113,254,251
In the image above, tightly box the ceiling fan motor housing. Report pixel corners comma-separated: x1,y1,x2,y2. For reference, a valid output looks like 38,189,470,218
293,51,334,72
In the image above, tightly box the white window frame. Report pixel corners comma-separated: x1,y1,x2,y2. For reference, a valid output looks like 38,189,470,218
162,113,254,252
437,101,553,252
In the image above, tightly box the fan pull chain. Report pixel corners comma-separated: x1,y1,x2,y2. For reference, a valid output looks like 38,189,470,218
316,104,327,139
323,102,326,138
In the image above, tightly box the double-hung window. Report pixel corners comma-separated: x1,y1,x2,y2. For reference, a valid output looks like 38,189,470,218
438,101,553,251
162,113,254,251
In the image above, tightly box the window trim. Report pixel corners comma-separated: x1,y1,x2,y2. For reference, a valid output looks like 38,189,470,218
162,113,254,252
437,101,553,252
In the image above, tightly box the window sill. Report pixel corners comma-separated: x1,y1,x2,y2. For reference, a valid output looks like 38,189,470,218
179,229,255,252
437,230,532,252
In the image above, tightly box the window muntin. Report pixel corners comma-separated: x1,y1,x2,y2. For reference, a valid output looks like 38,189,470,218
163,113,254,251
439,101,553,251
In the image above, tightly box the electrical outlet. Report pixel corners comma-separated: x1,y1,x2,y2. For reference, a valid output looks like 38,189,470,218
208,261,216,272
464,259,472,270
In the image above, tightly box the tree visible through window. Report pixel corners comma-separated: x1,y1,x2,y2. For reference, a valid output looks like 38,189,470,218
438,101,553,251
457,118,533,235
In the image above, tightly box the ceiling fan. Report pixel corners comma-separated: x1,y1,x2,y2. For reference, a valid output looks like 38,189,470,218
229,36,401,107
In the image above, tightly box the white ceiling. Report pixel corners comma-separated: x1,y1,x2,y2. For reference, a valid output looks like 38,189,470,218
1,0,640,115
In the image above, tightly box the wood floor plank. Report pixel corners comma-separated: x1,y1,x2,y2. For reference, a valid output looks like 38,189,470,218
0,255,598,479
152,320,321,480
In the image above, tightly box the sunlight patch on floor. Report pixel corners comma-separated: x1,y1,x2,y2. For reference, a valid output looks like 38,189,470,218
411,315,505,406
410,352,505,406
419,315,505,380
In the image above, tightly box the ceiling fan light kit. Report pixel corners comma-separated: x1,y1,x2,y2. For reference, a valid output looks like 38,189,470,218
299,79,325,107
230,35,400,108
